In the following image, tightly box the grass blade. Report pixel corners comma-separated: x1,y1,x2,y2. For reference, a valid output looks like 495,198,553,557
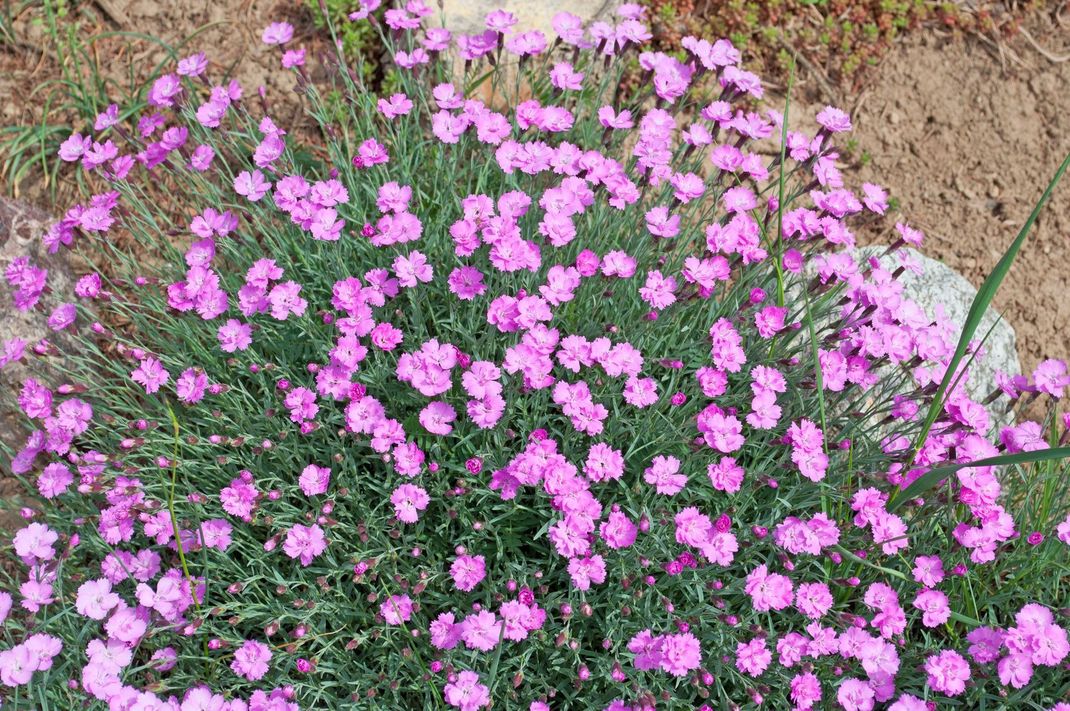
891,447,1070,510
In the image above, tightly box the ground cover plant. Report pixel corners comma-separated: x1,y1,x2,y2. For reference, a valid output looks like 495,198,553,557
2,1,1070,709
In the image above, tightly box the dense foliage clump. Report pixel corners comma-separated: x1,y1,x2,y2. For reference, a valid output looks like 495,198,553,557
2,1,1069,709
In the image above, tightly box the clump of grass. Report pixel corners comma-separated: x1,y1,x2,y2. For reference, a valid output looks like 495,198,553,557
0,1,172,202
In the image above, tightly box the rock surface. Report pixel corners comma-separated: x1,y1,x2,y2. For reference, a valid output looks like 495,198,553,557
858,246,1020,412
0,198,69,527
0,198,74,448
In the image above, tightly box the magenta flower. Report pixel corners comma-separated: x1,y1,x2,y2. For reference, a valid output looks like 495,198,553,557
231,639,272,681
450,554,486,592
261,21,294,45
282,523,327,566
443,670,491,711
131,357,169,395
380,594,414,625
298,464,331,497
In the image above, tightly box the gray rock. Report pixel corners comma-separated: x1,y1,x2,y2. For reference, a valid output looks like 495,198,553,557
857,246,1019,417
0,198,75,451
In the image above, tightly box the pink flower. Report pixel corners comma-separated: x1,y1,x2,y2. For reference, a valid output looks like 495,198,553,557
644,207,679,238
299,464,330,496
443,670,490,711
505,30,547,57
816,105,852,133
234,170,271,201
394,251,433,288
1033,358,1067,398
584,443,624,482
217,319,252,353
419,401,457,435
661,632,702,676
1058,514,1070,545
430,612,462,650
912,555,945,588
697,407,744,453
268,281,307,320
231,639,271,681
381,594,414,625
707,457,744,493
282,523,327,566
75,579,120,620
567,554,606,591
461,610,502,651
744,564,793,612
790,672,822,709
261,21,294,45
754,305,787,338
0,645,35,687
871,511,909,555
600,511,638,549
37,462,72,499
998,653,1033,688
282,48,305,68
735,637,771,677
390,484,429,524
722,186,757,213
895,221,924,246
861,183,888,213
448,266,487,300
13,523,58,563
836,678,875,711
643,455,686,495
450,554,486,592
924,649,970,696
795,582,833,620
131,357,169,394
637,269,671,308
378,93,414,119
966,626,1005,664
913,589,950,627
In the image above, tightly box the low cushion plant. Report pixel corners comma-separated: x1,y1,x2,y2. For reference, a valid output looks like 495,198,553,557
2,1,1069,709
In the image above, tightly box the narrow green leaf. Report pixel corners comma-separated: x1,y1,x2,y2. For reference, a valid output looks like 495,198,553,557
891,447,1070,510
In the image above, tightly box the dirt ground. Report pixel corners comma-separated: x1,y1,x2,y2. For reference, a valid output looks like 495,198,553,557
1,2,1068,376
